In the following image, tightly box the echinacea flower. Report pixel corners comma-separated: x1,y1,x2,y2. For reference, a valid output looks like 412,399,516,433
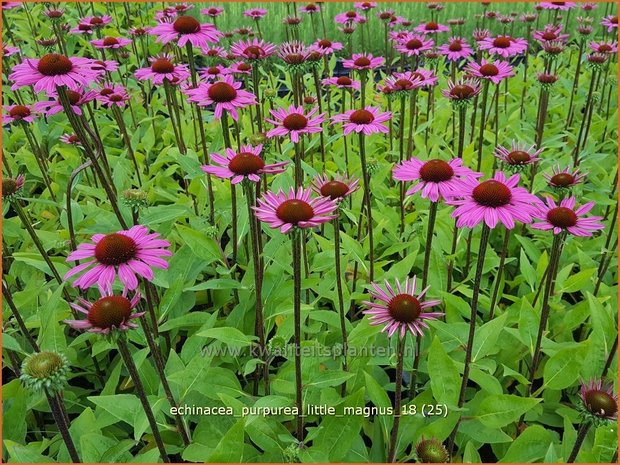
533,24,569,43
1,2,21,10
478,35,528,57
312,174,360,200
199,64,228,80
60,134,81,145
311,38,344,56
342,53,385,70
9,53,100,94
97,85,130,107
472,28,491,42
186,75,257,120
2,45,19,57
355,2,377,10
230,38,277,60
322,76,361,90
278,41,310,69
438,37,474,61
544,166,586,188
300,4,320,14
202,144,288,183
494,141,542,168
335,10,365,24
244,8,268,19
601,15,618,32
590,40,618,54
65,287,144,334
79,15,112,28
266,105,325,143
90,36,132,49
64,225,172,292
134,54,190,85
441,78,481,106
226,61,253,75
363,277,443,339
331,106,391,135
531,196,604,236
201,6,224,17
538,2,576,10
129,26,150,36
414,21,450,34
91,59,119,75
254,187,338,233
579,379,618,423
394,34,434,57
448,171,540,229
149,15,223,47
201,45,227,58
3,104,36,124
35,89,97,116
393,157,482,202
465,58,514,84
2,174,25,200
20,351,69,393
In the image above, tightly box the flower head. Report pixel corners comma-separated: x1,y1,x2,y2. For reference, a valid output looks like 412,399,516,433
185,77,256,121
35,88,97,116
97,84,130,107
532,196,603,236
9,53,100,94
538,2,575,10
60,134,81,146
265,105,325,143
355,2,377,10
342,53,385,70
199,64,229,80
414,21,450,34
335,10,365,24
478,35,528,57
2,174,25,200
533,24,569,43
202,144,287,184
465,58,514,84
65,287,144,334
331,106,391,136
438,37,474,61
544,166,585,188
383,71,424,95
590,40,618,54
3,104,36,124
311,38,344,56
394,34,434,57
64,225,172,292
579,379,617,424
415,438,450,463
363,277,443,339
20,351,69,393
441,78,481,106
254,187,338,233
601,15,618,32
322,76,361,90
226,61,253,75
494,141,542,169
149,15,223,47
244,8,268,19
447,171,540,229
90,36,132,49
135,54,190,85
312,174,360,201
300,4,320,14
393,157,481,202
278,41,310,70
202,6,224,17
230,38,276,60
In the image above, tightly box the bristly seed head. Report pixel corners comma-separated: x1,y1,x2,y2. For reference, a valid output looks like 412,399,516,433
228,152,265,175
336,76,352,86
94,233,137,266
472,180,512,207
102,36,119,46
88,295,133,329
353,56,371,67
479,63,499,76
493,36,512,48
546,206,577,228
506,150,531,164
8,105,31,119
207,82,238,102
282,113,309,130
388,294,422,323
275,199,314,224
173,15,201,34
419,159,454,182
320,181,350,199
37,53,73,76
584,389,618,418
349,109,374,124
151,57,175,73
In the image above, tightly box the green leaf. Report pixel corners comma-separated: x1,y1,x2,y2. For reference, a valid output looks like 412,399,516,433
176,224,223,264
476,394,541,428
558,268,596,293
471,312,508,362
543,342,589,390
306,370,355,388
428,336,460,407
207,420,245,462
499,425,553,463
197,327,256,347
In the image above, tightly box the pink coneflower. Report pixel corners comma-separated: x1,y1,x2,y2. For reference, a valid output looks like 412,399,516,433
383,71,425,93
479,35,528,57
235,27,254,36
579,380,618,422
414,21,450,34
494,141,542,168
322,76,361,90
201,45,226,58
533,24,569,43
90,36,132,51
79,15,112,28
60,134,81,145
186,75,257,120
448,172,540,229
1,2,21,10
394,34,434,57
2,45,19,57
172,3,193,13
581,3,598,11
199,64,228,80
42,7,64,19
544,166,586,188
265,105,325,143
129,26,150,36
406,68,439,87
97,85,130,108
335,10,365,24
254,187,338,233
590,40,618,54
69,23,95,35
202,144,288,184
331,106,391,136
278,41,310,67
149,15,223,47
531,196,604,237
134,54,190,85
438,37,474,61
393,157,481,202
441,78,481,105
472,28,491,42
465,58,514,84
155,7,178,20
378,10,396,22
538,2,575,10
64,225,172,292
311,38,344,56
312,174,360,201
355,2,377,10
363,277,443,339
300,3,320,14
65,287,144,334
92,59,119,75
35,89,97,116
541,40,566,57
244,8,268,19
201,6,224,17
3,104,37,124
2,174,25,199
9,53,100,94
342,53,385,70
226,61,253,75
230,38,276,60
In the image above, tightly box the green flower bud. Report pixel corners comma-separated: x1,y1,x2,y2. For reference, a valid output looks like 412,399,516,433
20,351,70,393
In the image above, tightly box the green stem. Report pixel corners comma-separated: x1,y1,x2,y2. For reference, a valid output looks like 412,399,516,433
387,335,406,462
